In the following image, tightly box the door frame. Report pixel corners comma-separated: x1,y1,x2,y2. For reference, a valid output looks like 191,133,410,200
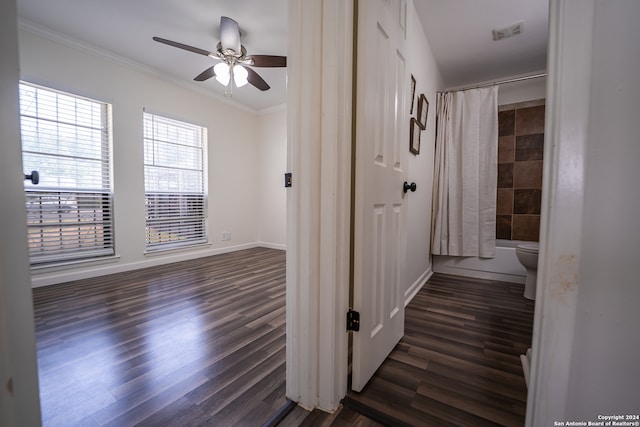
526,0,595,425
285,0,353,412
285,0,599,421
0,0,43,424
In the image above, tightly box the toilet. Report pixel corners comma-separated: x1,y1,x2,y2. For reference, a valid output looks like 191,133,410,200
515,243,539,300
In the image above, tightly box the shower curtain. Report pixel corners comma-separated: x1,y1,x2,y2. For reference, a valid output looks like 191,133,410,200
431,86,498,258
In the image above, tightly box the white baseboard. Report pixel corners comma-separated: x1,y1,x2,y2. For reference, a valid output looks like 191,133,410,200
432,253,526,284
432,264,525,284
404,267,434,307
30,242,267,288
257,242,287,251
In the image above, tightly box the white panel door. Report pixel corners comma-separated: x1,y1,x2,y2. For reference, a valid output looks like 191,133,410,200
352,0,408,392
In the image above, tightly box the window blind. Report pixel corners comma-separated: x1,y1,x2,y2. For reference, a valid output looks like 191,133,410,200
19,82,114,264
143,112,207,250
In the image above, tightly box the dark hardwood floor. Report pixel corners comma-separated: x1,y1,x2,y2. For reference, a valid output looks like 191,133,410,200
32,247,287,427
34,252,534,427
288,273,535,427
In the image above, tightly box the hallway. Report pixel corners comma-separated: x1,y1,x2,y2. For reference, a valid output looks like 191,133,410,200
285,273,535,427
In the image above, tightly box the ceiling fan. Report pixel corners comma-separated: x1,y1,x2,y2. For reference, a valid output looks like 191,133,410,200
153,16,286,94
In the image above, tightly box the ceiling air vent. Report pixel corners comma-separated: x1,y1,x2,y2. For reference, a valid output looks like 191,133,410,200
492,21,524,41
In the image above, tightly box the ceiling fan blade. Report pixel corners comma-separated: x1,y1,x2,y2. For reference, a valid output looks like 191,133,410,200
194,66,216,82
153,36,214,57
245,67,270,91
220,16,241,54
247,55,287,68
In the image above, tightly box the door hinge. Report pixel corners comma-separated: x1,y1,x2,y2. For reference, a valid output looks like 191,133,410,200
347,309,360,332
284,172,292,188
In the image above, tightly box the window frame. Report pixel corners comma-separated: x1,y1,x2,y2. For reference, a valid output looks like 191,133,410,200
19,81,115,265
143,111,208,252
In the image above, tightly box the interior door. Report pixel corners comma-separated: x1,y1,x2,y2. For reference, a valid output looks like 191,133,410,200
352,0,408,392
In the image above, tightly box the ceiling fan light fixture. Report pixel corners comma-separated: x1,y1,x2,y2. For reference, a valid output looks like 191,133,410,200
214,62,230,86
153,16,286,93
233,65,249,87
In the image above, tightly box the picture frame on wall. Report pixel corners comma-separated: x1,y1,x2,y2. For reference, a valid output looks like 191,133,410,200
417,93,429,130
410,75,417,115
410,117,421,155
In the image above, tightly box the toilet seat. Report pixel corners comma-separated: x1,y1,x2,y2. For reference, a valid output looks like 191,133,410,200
516,243,539,254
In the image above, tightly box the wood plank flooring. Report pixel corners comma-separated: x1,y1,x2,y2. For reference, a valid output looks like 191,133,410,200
34,253,534,427
32,247,287,427
289,273,535,427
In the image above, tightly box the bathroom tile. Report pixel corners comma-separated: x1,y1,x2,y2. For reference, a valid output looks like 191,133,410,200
514,189,542,214
512,215,540,241
515,134,544,161
514,161,543,188
498,110,515,136
498,136,515,163
496,215,512,239
497,189,514,215
498,163,514,188
515,105,546,136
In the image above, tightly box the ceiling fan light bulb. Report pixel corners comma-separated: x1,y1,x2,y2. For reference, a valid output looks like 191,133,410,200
214,62,230,86
233,65,249,87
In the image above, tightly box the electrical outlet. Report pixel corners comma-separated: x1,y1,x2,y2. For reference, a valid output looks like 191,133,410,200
221,231,232,241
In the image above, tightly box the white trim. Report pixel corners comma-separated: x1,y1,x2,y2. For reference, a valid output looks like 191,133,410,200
30,242,257,288
526,1,594,425
31,254,122,273
0,1,42,422
258,103,287,116
286,0,352,412
404,268,433,307
257,242,287,251
317,0,352,412
431,268,524,285
286,0,318,407
143,242,212,257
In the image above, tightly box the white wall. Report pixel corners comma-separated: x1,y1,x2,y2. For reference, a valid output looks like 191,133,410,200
18,28,276,287
498,75,546,105
257,106,287,248
403,3,444,304
566,0,640,417
528,1,640,424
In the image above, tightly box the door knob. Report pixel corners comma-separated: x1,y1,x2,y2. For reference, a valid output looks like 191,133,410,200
403,181,416,193
24,170,39,185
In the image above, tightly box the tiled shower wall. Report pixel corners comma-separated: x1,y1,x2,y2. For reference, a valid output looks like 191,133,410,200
497,100,545,241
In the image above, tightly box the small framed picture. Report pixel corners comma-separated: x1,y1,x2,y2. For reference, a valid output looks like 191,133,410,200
417,94,429,130
409,75,416,115
410,117,421,155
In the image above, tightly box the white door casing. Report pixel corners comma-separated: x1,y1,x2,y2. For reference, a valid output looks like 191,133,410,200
352,0,409,392
0,0,43,424
286,0,353,411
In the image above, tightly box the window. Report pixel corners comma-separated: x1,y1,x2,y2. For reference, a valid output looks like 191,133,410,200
143,112,207,251
19,82,114,265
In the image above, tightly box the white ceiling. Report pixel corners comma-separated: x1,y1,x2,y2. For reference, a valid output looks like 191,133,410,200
17,0,289,111
16,0,548,110
415,0,548,88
